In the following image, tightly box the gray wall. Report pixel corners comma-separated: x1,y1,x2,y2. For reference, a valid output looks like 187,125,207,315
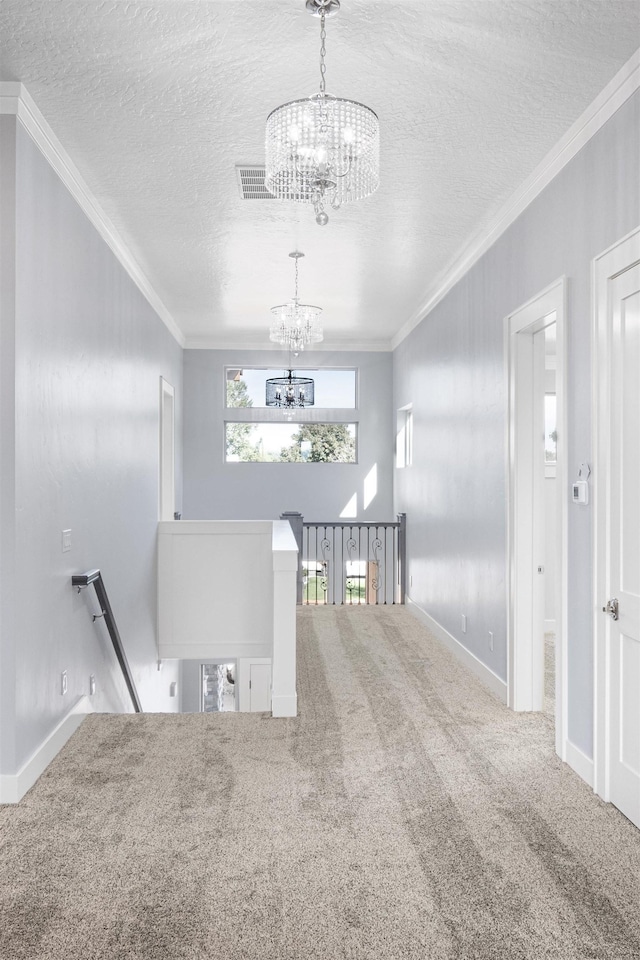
394,91,640,758
0,116,183,776
183,349,394,523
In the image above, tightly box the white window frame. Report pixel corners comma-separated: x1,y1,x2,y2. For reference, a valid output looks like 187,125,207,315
396,404,413,469
223,365,360,464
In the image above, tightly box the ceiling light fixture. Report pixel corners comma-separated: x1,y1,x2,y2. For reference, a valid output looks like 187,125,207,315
266,369,315,408
265,0,379,226
270,251,323,352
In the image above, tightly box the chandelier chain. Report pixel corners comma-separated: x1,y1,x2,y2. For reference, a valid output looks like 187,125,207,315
319,10,326,96
294,254,299,301
264,0,379,224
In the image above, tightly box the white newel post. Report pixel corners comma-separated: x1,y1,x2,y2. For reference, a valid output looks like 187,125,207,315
271,521,298,717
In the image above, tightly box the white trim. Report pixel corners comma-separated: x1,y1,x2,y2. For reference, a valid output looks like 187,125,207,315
0,82,184,348
271,693,298,717
238,657,272,712
159,377,175,522
406,597,507,703
271,522,298,717
505,278,567,761
544,619,557,633
392,50,640,350
592,226,640,802
564,739,594,789
0,696,93,804
185,337,392,352
159,641,270,660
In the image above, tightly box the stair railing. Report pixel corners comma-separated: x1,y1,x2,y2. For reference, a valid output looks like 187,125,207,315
72,569,142,712
281,512,407,606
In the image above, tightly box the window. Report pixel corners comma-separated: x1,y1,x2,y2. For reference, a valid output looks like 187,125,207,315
226,367,356,409
396,405,413,468
225,422,357,463
224,366,359,463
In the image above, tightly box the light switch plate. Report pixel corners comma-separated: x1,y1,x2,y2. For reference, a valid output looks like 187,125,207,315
62,529,72,552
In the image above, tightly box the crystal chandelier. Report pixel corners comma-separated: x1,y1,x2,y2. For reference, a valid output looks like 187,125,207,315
266,369,315,408
270,251,323,352
265,0,379,226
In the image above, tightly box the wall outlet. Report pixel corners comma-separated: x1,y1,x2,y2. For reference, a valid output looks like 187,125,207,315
60,670,68,695
488,631,494,652
62,529,72,553
461,614,467,634
169,681,177,697
89,674,96,696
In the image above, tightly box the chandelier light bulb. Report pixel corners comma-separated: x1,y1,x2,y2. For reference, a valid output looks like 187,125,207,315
265,0,379,226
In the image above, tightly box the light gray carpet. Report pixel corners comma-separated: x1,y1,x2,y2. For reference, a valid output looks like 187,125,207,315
2,606,639,960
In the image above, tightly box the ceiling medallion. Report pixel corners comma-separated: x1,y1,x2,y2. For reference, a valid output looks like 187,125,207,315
270,251,323,352
265,0,379,226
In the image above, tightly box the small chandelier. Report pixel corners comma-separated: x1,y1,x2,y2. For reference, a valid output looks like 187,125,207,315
265,0,380,226
266,369,315,408
270,251,323,352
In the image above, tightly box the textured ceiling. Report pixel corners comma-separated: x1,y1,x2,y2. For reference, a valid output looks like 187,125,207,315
1,1,639,348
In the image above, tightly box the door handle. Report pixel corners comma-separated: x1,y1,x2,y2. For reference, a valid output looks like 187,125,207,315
602,598,619,621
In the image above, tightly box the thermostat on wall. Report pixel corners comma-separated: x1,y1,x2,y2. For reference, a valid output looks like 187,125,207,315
572,480,589,504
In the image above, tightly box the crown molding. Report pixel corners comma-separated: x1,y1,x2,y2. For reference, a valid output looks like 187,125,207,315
183,336,393,352
0,82,185,348
391,48,640,350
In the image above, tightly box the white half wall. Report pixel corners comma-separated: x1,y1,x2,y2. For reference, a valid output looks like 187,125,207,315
158,521,274,660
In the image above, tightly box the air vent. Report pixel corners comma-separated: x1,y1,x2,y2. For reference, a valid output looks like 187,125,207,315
235,165,276,200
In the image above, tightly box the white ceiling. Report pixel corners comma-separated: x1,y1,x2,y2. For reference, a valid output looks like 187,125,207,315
1,1,639,349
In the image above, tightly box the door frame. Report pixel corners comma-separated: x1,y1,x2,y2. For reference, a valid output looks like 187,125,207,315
593,226,640,802
505,277,568,759
159,376,175,521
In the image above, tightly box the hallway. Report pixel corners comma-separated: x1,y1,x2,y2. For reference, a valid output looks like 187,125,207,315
1,608,638,960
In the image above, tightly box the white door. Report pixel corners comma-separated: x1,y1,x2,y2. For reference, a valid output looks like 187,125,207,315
594,229,640,828
249,662,271,712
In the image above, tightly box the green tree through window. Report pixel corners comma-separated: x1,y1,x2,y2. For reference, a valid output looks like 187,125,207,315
226,377,262,462
279,423,356,463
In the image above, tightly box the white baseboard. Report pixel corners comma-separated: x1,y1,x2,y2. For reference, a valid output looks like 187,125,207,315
0,696,93,804
564,738,594,789
544,619,557,633
406,597,508,703
271,693,298,718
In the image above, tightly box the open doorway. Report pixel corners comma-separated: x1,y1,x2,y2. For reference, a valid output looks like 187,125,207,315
506,279,567,760
159,377,175,521
200,662,236,713
543,324,558,718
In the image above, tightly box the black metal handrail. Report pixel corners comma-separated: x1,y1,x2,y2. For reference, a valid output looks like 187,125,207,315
72,569,142,712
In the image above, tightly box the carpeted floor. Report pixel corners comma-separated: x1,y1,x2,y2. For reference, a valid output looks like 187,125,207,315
1,606,639,960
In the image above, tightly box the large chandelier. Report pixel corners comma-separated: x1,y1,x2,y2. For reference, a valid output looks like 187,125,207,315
266,369,315,408
270,251,323,352
265,0,379,226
